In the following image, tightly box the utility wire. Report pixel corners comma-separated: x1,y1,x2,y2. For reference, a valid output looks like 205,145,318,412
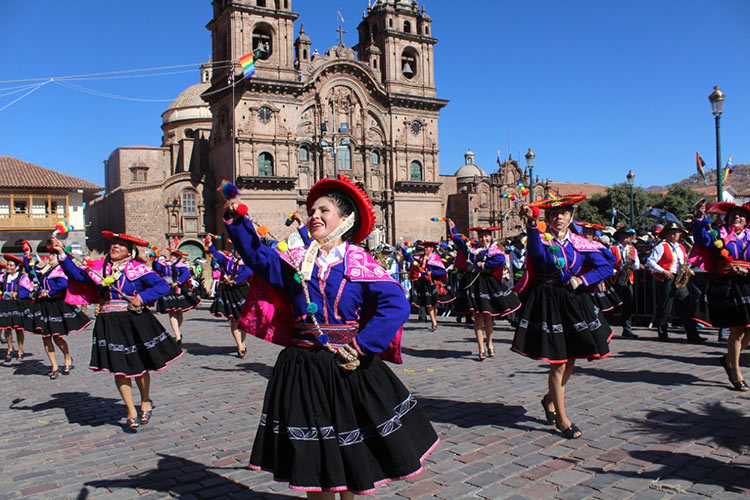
54,80,176,103
0,83,43,98
0,80,52,112
0,60,234,84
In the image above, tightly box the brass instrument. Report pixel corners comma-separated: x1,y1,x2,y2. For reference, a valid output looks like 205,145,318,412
674,260,694,289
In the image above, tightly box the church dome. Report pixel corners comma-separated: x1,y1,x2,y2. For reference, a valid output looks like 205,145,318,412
161,81,212,126
455,149,488,179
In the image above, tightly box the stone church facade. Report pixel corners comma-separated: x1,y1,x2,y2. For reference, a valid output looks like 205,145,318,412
202,0,449,245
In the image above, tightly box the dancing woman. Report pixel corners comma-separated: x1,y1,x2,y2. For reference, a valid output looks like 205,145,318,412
50,231,182,430
223,175,438,497
1,254,31,363
153,249,201,345
447,219,521,360
511,197,614,439
24,249,91,379
692,201,750,391
403,241,452,331
207,241,252,357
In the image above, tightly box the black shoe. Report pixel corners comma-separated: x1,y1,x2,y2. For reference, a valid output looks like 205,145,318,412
687,336,706,344
658,335,670,342
621,331,638,339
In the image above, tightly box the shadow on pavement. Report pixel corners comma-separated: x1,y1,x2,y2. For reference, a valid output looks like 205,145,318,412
3,357,52,377
401,346,473,359
418,396,538,430
9,392,125,427
182,341,237,357
617,349,733,368
576,366,713,387
83,453,299,499
202,361,273,379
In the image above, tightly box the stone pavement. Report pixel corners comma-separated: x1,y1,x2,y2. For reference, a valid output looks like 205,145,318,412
1,304,749,499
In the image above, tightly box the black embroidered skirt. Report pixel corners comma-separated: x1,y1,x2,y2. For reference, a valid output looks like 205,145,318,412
89,307,182,378
27,298,91,337
209,282,248,320
410,277,436,307
452,271,473,314
0,297,32,331
511,281,613,363
249,346,439,495
466,273,522,317
694,274,750,328
155,284,201,313
588,280,622,313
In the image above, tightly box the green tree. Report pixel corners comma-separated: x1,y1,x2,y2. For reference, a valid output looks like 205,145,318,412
659,185,703,224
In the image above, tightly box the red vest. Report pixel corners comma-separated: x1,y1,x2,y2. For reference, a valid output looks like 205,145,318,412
611,244,637,285
653,242,686,281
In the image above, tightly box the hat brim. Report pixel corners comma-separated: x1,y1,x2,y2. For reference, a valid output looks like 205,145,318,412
102,231,150,247
306,175,375,244
167,248,189,257
2,254,24,264
468,227,500,232
708,202,750,217
578,221,607,230
530,194,586,209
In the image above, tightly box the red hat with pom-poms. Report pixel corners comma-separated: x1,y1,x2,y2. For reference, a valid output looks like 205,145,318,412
306,174,376,244
101,231,150,247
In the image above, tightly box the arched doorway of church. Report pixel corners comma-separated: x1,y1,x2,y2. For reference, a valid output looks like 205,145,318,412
178,241,204,263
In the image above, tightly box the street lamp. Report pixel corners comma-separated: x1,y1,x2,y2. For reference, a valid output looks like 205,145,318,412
709,85,725,202
626,170,635,226
525,148,535,202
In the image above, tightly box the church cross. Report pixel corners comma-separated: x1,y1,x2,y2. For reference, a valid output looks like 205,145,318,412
336,26,347,46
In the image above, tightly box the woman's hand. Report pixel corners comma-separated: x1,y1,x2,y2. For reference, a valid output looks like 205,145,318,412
49,236,65,255
129,295,143,309
223,199,240,215
446,218,455,231
293,211,304,225
694,200,707,219
520,204,537,223
567,276,582,290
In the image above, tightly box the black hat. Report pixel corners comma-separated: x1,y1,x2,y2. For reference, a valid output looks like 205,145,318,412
613,227,636,241
659,222,688,237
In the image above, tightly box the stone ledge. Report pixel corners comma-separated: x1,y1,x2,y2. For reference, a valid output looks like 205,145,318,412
236,176,297,191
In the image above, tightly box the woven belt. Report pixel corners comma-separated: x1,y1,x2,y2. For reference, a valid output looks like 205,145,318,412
99,300,131,313
292,324,358,347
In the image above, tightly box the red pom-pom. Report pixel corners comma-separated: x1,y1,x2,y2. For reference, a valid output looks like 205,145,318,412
531,206,541,218
236,204,248,217
726,256,734,263
257,225,269,236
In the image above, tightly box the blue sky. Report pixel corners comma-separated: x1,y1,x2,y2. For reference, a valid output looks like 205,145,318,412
1,0,748,189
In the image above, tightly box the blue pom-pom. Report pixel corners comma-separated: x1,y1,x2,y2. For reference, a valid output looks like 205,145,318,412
556,257,566,268
221,181,240,200
294,274,301,283
306,303,318,314
318,334,329,345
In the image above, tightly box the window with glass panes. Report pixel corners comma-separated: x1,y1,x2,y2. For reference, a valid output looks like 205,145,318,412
410,161,423,181
182,191,197,213
258,153,274,176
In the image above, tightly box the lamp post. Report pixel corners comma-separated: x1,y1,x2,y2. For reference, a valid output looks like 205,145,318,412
709,85,725,202
525,148,535,203
626,170,635,226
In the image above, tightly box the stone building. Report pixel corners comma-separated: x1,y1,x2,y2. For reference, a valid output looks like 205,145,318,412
86,65,214,260
202,0,449,245
446,150,546,240
0,156,102,253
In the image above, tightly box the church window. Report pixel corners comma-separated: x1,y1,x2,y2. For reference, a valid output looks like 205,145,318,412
185,128,194,139
410,161,423,181
373,58,378,69
372,150,381,166
425,26,429,35
404,21,411,33
337,145,351,171
303,49,308,60
389,18,393,28
130,166,148,183
182,191,197,213
253,25,273,59
258,153,274,176
298,145,310,162
258,106,272,123
257,0,266,7
401,48,418,79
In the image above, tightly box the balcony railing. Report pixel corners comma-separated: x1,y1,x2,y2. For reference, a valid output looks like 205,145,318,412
0,212,68,230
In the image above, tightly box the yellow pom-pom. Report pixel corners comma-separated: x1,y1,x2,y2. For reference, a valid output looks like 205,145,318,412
277,241,289,253
542,233,553,242
713,240,724,248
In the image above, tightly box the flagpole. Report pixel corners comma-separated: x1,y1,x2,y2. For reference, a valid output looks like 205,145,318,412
231,65,236,185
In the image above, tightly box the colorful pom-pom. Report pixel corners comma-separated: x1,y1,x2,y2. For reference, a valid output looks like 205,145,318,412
318,334,329,345
257,225,269,236
64,245,72,253
294,273,301,283
710,230,719,238
219,180,240,200
431,217,447,222
549,245,561,254
726,256,734,263
101,276,116,287
556,257,566,268
720,249,729,257
306,303,318,314
713,240,724,248
236,204,248,217
276,241,289,253
531,206,541,218
542,233,553,242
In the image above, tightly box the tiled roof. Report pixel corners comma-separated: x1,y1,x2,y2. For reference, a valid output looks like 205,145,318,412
548,181,609,198
0,156,102,191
